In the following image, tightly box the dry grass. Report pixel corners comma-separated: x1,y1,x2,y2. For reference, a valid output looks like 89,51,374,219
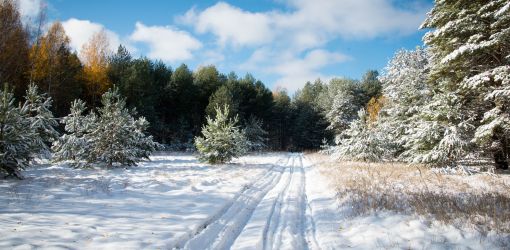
307,153,510,235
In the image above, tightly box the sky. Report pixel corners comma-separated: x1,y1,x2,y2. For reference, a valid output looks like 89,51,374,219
18,0,433,92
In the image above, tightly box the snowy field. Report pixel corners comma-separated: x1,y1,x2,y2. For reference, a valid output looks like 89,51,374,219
1,152,508,249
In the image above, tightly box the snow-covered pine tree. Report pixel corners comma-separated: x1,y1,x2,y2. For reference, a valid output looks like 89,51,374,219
399,92,471,166
195,105,248,164
421,0,510,169
22,84,59,151
377,48,432,160
244,116,268,151
86,88,159,167
333,109,384,162
319,78,361,135
52,99,94,167
0,84,58,179
52,88,159,168
0,86,36,178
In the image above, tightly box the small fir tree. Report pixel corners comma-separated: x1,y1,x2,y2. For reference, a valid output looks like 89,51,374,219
195,105,248,164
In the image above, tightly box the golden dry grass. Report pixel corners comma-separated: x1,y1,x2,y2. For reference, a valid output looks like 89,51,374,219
307,153,510,234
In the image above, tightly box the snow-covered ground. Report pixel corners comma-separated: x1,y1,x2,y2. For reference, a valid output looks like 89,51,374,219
1,152,507,249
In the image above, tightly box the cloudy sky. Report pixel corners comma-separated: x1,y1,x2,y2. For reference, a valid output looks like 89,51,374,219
19,0,433,92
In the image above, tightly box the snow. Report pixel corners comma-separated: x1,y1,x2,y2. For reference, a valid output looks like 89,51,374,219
0,152,507,249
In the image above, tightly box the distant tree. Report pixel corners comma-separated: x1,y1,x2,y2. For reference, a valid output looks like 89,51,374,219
289,80,330,150
81,30,112,107
193,65,224,131
268,89,292,150
108,45,132,86
29,21,84,117
318,78,362,137
166,64,197,143
195,105,248,164
244,116,268,151
360,70,382,105
206,84,237,119
0,0,30,98
291,100,329,150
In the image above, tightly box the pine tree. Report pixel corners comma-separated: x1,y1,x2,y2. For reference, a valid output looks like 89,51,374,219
377,48,432,159
319,78,362,135
195,105,248,164
22,83,59,148
86,88,159,167
52,88,159,168
421,0,510,169
51,99,94,167
333,109,384,162
0,84,57,179
244,116,268,151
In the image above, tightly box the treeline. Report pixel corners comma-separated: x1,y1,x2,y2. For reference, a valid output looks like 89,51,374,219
0,0,381,151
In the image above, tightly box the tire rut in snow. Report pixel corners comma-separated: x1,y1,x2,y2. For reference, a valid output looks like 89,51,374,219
302,155,320,250
227,155,294,250
179,157,288,250
271,153,309,250
230,153,311,250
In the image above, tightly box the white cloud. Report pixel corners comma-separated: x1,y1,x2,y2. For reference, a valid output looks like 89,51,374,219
61,18,122,54
242,48,350,92
181,2,273,48
272,49,350,92
17,0,45,25
130,22,202,62
181,0,429,50
279,0,427,40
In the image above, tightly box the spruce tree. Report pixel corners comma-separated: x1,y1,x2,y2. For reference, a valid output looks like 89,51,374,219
195,105,248,164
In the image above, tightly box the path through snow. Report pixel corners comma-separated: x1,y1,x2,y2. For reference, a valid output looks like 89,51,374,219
179,153,317,250
1,152,502,249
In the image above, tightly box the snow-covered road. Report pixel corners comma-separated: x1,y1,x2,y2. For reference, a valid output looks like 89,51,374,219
0,152,342,249
2,152,503,249
179,153,317,250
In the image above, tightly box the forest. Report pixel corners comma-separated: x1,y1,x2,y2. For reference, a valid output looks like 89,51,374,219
1,0,509,172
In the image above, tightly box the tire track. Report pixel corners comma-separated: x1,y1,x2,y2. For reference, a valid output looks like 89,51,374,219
263,154,296,250
271,153,308,250
178,156,290,250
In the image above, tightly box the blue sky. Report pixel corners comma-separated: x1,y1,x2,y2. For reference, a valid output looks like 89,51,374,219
19,0,433,92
